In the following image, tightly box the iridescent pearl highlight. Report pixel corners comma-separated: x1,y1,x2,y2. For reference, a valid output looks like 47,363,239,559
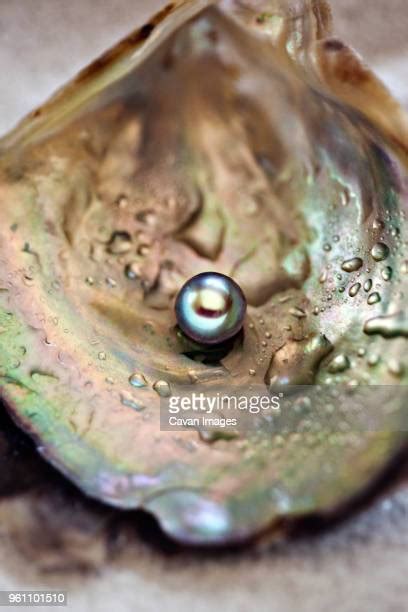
175,272,247,345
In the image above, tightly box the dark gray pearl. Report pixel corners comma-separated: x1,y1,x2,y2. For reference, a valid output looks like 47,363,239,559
175,272,247,345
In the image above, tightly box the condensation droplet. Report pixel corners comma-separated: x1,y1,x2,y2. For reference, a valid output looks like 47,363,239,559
381,266,393,282
373,218,385,230
341,257,363,273
129,372,148,388
367,292,381,305
105,277,117,288
348,283,361,298
153,380,172,398
340,188,351,207
125,262,141,281
400,261,408,275
293,396,312,414
108,231,132,255
136,210,157,227
364,313,408,338
367,353,380,367
387,359,404,378
289,306,307,319
327,354,351,374
138,244,150,257
319,269,328,284
371,242,390,262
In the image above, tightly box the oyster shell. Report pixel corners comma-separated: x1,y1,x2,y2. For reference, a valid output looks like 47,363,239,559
0,0,407,545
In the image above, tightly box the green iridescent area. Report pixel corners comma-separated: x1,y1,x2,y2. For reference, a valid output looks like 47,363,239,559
0,0,407,544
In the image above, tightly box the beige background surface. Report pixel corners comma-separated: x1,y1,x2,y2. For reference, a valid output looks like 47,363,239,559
0,2,408,611
0,0,408,137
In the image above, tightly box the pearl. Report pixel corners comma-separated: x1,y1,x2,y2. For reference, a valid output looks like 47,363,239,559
175,272,247,345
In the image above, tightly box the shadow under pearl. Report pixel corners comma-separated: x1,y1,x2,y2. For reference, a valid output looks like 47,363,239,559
176,325,245,366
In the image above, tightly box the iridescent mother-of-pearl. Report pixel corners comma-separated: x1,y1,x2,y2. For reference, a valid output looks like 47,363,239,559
175,272,247,345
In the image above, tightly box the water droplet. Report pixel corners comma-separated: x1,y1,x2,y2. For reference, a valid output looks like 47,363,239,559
340,189,351,207
364,312,408,338
105,277,117,288
120,391,145,412
367,353,380,367
23,274,35,287
400,261,408,275
85,276,95,286
367,292,381,305
388,359,404,378
153,380,172,398
129,372,148,388
125,262,141,280
323,243,332,252
341,257,363,273
364,279,373,292
116,194,129,209
319,269,328,284
372,218,385,230
98,351,107,361
138,244,150,257
136,210,157,227
371,242,390,262
348,283,361,297
108,231,132,255
30,370,59,384
381,266,393,282
289,307,307,319
293,396,312,414
327,354,350,374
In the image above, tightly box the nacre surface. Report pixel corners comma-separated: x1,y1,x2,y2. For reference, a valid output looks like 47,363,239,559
0,0,408,545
